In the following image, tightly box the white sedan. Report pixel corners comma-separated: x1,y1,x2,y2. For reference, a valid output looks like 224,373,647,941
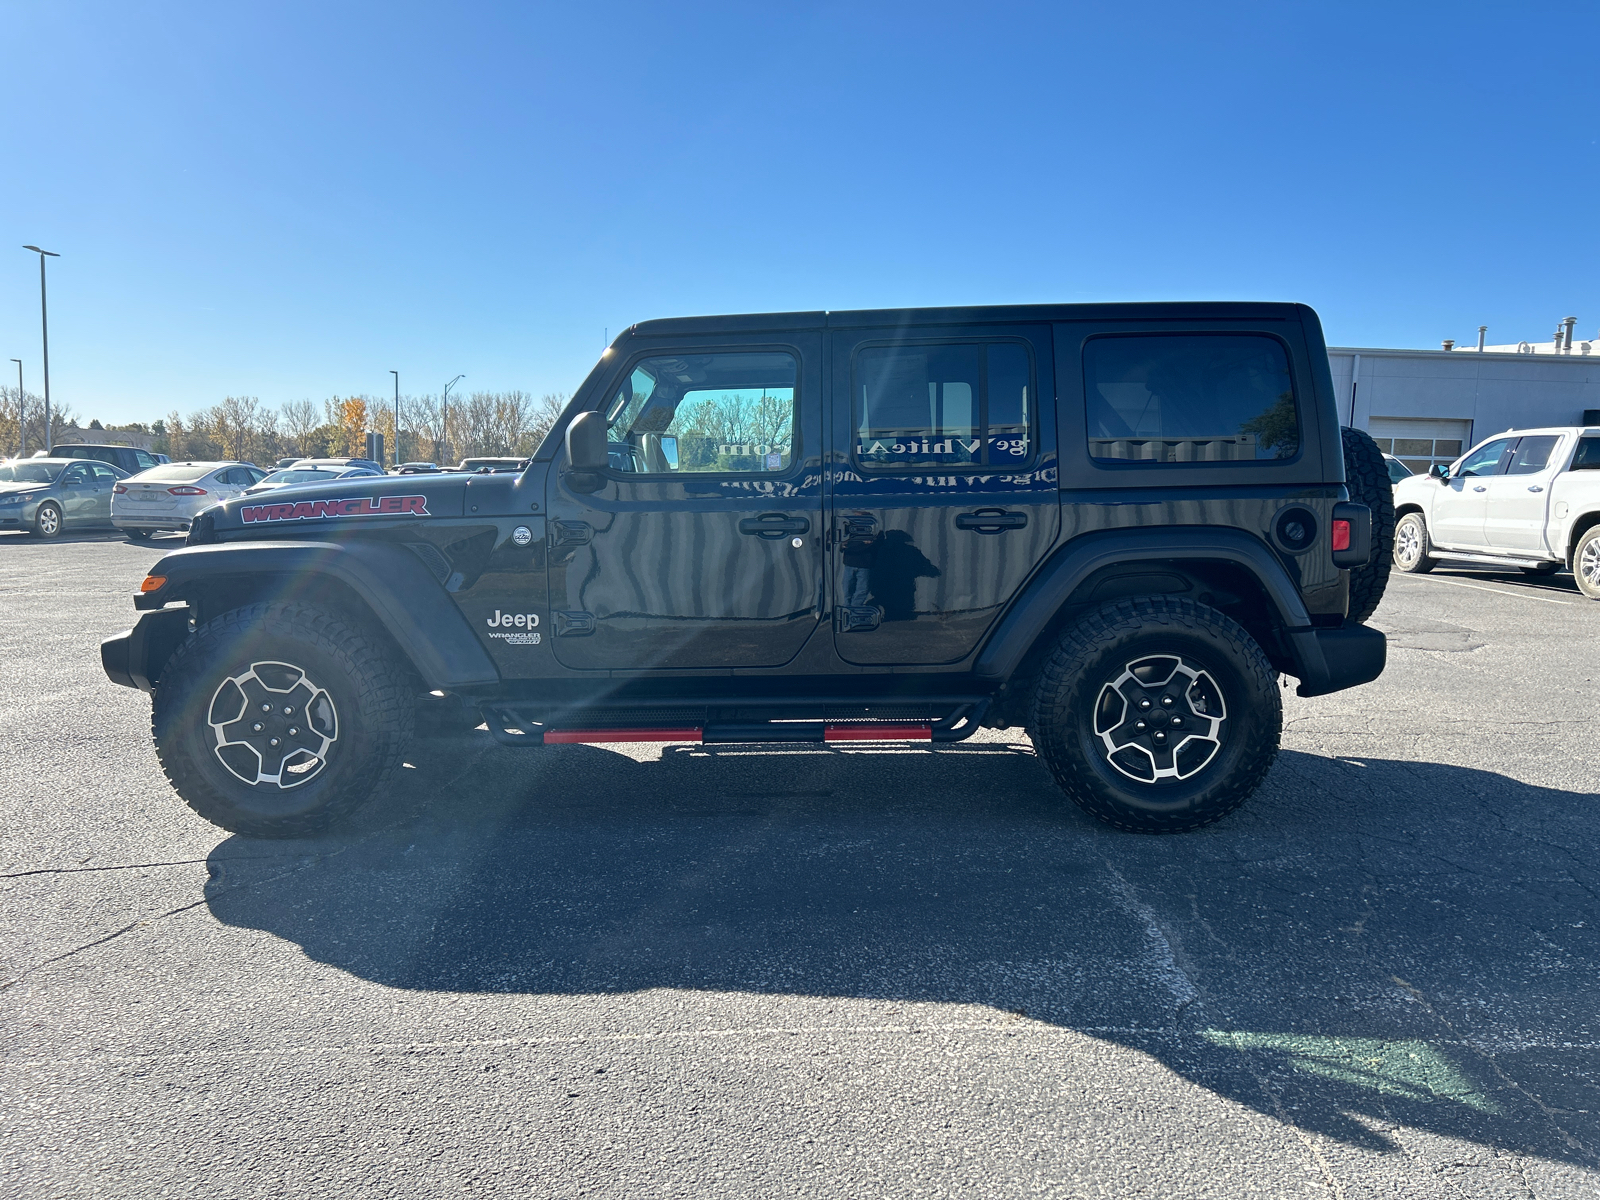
112,462,267,540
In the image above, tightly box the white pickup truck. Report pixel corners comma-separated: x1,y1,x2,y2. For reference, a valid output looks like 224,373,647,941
1392,425,1600,599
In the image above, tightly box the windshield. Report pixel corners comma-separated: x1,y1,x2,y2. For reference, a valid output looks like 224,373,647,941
134,463,214,483
0,462,64,484
261,468,338,484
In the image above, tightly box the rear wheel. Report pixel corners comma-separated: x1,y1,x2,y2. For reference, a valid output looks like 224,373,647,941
1575,527,1600,601
125,528,153,541
1393,512,1436,574
32,501,62,539
1341,427,1394,622
1029,596,1281,833
153,603,415,837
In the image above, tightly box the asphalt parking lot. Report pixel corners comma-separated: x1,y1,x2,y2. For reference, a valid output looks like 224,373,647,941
3,531,1599,1198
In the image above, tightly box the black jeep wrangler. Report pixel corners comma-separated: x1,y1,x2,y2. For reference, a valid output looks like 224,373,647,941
102,303,1389,837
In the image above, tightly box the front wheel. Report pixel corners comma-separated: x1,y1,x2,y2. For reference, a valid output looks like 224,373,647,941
1575,527,1600,601
32,501,62,539
1029,596,1282,833
1393,513,1436,574
153,603,415,837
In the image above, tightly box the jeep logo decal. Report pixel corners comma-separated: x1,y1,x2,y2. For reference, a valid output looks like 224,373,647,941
240,495,429,523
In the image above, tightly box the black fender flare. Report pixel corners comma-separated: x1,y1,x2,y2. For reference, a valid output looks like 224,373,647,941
127,539,499,690
973,527,1368,697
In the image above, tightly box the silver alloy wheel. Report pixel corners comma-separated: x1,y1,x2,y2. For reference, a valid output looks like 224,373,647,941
36,503,60,536
1582,536,1600,590
1394,517,1422,568
1093,654,1227,783
207,660,339,788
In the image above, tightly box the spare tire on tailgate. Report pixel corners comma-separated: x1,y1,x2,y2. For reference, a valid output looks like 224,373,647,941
1341,426,1394,624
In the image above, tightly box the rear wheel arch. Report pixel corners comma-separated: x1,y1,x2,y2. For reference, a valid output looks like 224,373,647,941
983,555,1291,728
1567,510,1600,567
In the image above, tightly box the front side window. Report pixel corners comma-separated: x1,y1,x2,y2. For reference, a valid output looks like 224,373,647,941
61,464,91,485
1504,435,1560,475
1457,438,1514,477
604,352,797,474
1085,334,1298,463
853,342,1032,469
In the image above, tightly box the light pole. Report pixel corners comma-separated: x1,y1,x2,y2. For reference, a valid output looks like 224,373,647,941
389,370,400,468
442,373,464,466
9,359,21,457
22,247,59,452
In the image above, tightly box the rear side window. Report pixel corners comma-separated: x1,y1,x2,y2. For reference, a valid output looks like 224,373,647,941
853,341,1033,469
1571,437,1600,470
1084,334,1297,463
1505,435,1561,475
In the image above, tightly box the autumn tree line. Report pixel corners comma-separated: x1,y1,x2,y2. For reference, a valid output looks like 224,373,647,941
1,387,567,467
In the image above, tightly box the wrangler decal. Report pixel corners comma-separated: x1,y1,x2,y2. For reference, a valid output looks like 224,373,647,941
240,495,429,523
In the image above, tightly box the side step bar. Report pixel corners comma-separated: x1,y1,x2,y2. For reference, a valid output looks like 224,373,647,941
482,703,987,749
1430,549,1560,569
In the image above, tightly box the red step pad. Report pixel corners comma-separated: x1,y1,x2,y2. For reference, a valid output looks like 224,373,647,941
543,728,704,745
823,724,932,742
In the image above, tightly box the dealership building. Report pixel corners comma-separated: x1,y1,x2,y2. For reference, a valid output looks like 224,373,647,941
1330,318,1600,475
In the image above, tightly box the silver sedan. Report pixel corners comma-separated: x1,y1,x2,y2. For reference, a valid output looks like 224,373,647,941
112,462,267,540
0,457,128,538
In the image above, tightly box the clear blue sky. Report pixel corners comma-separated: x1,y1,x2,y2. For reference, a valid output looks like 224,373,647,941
2,1,1596,427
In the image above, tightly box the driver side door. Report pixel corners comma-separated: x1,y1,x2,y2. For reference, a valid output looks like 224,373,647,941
1431,436,1514,549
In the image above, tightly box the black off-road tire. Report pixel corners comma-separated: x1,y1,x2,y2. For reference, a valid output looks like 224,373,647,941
1029,596,1281,833
1341,426,1394,623
1574,526,1600,601
32,501,63,539
1393,512,1437,574
153,603,415,837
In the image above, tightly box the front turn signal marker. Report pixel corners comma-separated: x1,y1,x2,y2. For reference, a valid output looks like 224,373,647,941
140,575,167,593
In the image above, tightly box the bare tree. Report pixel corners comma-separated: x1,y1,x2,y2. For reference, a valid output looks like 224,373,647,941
281,399,321,457
525,392,567,456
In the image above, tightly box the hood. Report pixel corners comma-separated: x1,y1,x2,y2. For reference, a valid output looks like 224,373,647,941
0,479,51,495
199,472,473,538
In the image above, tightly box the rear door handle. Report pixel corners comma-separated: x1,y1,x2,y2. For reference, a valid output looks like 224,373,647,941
1527,485,1544,492
739,513,810,538
955,509,1028,532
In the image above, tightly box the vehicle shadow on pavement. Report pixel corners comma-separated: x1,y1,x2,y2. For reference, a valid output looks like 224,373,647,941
205,740,1600,1170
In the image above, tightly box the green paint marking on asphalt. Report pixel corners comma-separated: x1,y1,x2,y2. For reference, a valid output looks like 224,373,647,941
1200,1030,1502,1115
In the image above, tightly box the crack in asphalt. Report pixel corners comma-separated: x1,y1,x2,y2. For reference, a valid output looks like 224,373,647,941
2,857,264,879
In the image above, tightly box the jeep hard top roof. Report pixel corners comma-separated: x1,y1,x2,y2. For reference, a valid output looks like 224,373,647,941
627,301,1313,339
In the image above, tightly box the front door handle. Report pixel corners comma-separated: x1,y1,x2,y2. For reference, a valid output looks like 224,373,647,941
955,508,1028,533
1527,485,1544,492
1473,485,1487,492
739,513,810,538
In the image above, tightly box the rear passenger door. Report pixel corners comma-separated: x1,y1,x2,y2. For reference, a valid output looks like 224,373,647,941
827,326,1059,665
86,463,120,522
1483,433,1565,554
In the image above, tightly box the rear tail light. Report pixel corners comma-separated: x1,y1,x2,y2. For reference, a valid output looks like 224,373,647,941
113,484,127,494
1331,519,1352,552
167,486,208,496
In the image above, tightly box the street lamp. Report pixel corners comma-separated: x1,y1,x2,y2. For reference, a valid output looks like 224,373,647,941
9,359,21,457
22,247,59,452
389,370,400,468
442,373,464,466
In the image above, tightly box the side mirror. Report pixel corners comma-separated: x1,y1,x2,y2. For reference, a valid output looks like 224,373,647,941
1429,463,1449,481
565,411,607,493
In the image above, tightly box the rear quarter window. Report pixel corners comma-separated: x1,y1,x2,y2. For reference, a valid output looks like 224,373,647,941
1084,334,1298,464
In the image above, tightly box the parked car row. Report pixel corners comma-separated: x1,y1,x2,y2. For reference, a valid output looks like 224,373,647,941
1,452,530,539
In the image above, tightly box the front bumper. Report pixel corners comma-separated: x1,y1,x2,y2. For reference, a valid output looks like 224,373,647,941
101,607,193,693
1287,623,1387,698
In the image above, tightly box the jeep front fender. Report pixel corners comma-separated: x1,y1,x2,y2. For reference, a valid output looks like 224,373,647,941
128,539,499,691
